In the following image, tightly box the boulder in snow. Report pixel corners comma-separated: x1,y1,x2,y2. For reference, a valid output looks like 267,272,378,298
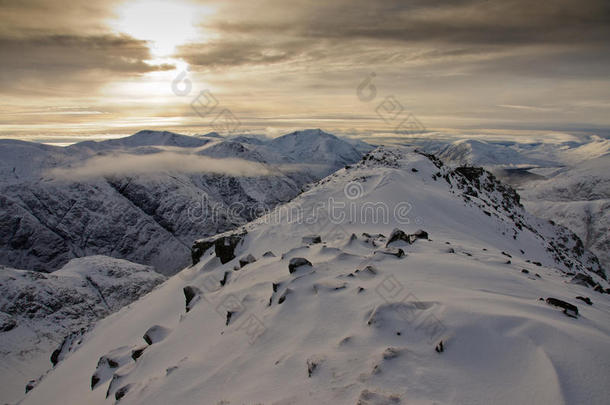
239,254,257,268
546,297,579,318
289,257,312,274
302,235,322,244
143,325,171,345
183,286,202,312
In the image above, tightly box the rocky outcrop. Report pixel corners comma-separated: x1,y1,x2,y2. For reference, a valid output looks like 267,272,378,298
289,258,313,274
143,325,171,345
386,228,429,247
183,286,202,313
191,231,247,265
302,235,322,244
546,297,579,318
239,254,257,268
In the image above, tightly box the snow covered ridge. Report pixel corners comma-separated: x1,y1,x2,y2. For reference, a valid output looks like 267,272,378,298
418,136,610,271
0,256,165,404
195,146,605,280
21,145,610,405
0,129,371,275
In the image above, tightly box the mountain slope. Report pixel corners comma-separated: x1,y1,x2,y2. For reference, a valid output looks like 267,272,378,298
21,146,609,405
521,154,610,269
423,136,610,271
0,256,165,404
435,139,556,169
268,129,366,176
0,130,368,275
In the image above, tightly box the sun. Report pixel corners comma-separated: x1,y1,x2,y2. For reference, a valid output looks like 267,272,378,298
109,0,215,59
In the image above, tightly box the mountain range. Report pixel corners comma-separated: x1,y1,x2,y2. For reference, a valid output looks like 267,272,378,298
15,143,609,405
0,129,371,276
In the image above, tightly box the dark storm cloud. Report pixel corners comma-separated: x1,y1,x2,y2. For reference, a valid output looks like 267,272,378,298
0,34,172,73
0,34,173,94
179,0,610,69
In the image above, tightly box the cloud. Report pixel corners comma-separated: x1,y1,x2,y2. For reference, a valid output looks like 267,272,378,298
1,0,609,136
0,34,173,92
183,0,610,68
177,39,302,68
46,151,273,180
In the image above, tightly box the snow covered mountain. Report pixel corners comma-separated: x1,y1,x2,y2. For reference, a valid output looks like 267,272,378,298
0,130,370,275
520,154,610,271
0,256,165,403
433,139,557,169
420,136,610,271
267,129,366,176
20,146,609,405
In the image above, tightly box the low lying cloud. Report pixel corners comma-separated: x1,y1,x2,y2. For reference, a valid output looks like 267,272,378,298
47,151,273,180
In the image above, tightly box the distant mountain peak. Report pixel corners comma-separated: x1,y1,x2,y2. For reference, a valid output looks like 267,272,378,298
285,128,333,138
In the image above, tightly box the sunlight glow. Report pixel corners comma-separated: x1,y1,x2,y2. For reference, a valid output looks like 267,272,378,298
109,0,215,58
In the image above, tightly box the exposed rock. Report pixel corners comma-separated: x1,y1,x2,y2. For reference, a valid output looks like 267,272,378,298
220,271,230,287
356,265,378,276
262,251,276,257
278,288,293,304
546,297,579,318
570,273,596,287
289,257,312,274
306,355,325,377
386,228,409,246
50,328,87,367
183,286,202,313
91,374,100,390
225,311,234,326
575,296,593,305
376,247,405,258
302,235,322,244
454,166,485,182
115,384,131,401
25,377,41,394
191,231,247,265
411,229,429,241
190,240,215,266
239,254,257,268
131,347,146,361
386,228,429,246
143,325,171,345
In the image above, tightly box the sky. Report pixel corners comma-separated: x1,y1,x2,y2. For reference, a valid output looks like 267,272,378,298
1,0,609,144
